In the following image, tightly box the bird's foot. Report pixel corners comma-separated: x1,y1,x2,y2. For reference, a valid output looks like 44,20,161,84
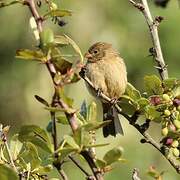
79,66,86,78
110,98,118,105
97,88,103,97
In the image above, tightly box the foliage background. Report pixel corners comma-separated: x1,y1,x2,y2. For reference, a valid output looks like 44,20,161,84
0,0,179,179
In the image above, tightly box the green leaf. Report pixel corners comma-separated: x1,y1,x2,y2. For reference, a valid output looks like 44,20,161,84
18,125,53,153
144,75,163,96
125,83,141,101
63,135,80,149
10,134,22,161
137,98,149,111
34,95,49,107
86,143,109,148
96,159,107,168
16,49,46,61
33,164,53,174
54,35,69,46
73,127,91,148
0,0,22,8
18,142,41,170
44,106,67,112
0,165,18,180
162,78,177,91
40,28,54,47
56,115,68,124
118,95,137,115
59,88,74,107
53,58,72,75
44,9,72,18
64,34,83,62
87,102,97,122
145,106,161,122
103,147,123,165
82,121,111,131
77,112,86,124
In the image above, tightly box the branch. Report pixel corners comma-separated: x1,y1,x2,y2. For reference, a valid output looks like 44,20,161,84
68,155,92,178
129,0,168,80
80,73,180,174
23,1,104,179
23,1,69,179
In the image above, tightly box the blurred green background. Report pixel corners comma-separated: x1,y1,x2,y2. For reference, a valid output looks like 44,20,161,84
0,0,180,179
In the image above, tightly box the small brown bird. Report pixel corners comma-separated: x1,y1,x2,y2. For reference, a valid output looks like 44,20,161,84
84,42,127,137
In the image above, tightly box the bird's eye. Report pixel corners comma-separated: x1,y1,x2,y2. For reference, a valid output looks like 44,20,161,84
93,50,98,54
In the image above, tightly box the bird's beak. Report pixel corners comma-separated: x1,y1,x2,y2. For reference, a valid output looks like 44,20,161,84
84,52,93,59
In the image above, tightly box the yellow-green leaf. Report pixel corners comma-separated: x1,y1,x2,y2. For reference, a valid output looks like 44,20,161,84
0,165,18,180
16,49,46,61
64,34,83,62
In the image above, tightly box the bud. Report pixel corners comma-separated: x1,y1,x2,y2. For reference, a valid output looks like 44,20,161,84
150,96,161,105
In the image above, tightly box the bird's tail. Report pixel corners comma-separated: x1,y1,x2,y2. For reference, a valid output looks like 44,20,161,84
102,103,124,137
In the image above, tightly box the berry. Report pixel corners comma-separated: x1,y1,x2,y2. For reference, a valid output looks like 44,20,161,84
172,148,180,157
168,124,176,132
150,96,161,105
173,120,180,129
173,99,180,107
164,109,171,117
165,138,173,145
172,140,179,148
161,127,168,136
162,94,170,101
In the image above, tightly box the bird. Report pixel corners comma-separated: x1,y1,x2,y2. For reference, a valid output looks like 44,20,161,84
84,42,127,137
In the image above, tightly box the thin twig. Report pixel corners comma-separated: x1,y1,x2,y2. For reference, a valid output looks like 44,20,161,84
129,0,168,80
0,124,17,172
59,169,68,180
4,141,17,172
80,72,180,174
68,155,91,177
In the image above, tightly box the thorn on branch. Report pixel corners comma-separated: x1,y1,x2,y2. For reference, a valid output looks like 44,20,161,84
153,16,164,27
148,47,157,57
140,119,150,133
129,0,144,11
140,139,147,144
132,168,141,180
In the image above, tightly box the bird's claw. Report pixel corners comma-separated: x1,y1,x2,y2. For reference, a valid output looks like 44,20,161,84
97,89,103,97
79,66,86,78
110,98,118,105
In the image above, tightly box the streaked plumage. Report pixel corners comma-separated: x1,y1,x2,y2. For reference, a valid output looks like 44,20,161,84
84,42,127,137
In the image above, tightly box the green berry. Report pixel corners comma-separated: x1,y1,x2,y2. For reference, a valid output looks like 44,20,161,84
163,94,171,101
161,127,168,136
50,2,58,10
173,120,180,129
172,148,180,157
178,106,180,111
164,109,171,117
172,140,179,148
